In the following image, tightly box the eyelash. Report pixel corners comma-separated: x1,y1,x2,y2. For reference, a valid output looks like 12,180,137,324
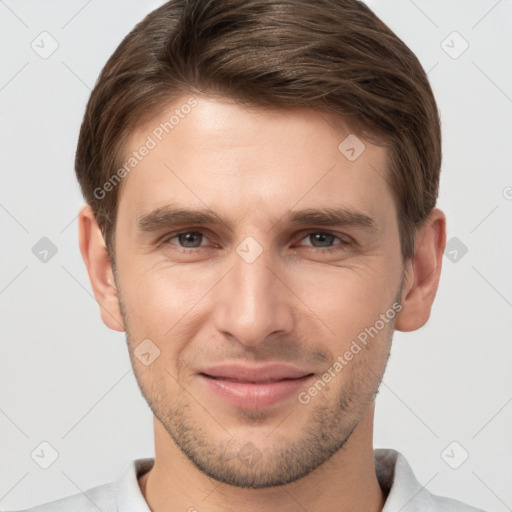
160,230,352,253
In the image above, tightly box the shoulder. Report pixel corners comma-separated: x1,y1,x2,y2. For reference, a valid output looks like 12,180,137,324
376,448,488,512
409,489,487,512
2,482,116,512
3,457,154,512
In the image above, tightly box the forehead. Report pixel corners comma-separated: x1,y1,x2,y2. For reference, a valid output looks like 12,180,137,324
116,94,394,229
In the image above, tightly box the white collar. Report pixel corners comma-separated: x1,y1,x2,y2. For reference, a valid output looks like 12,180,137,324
113,449,482,511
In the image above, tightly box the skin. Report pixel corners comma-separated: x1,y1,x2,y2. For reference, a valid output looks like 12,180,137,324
79,94,446,512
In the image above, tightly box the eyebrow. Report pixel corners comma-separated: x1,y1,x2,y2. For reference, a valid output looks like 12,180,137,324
136,204,378,233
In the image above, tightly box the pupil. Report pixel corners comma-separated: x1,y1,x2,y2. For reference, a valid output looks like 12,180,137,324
313,233,333,247
180,232,201,247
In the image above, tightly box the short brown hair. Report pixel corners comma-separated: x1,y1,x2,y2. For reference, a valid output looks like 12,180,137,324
75,0,441,264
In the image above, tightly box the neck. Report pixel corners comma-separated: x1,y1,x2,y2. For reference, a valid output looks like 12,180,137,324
139,405,386,512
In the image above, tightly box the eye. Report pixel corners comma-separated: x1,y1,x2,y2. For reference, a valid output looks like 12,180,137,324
164,231,208,248
297,231,351,250
160,230,352,252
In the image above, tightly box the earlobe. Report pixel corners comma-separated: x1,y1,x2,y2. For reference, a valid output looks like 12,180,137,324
394,208,447,333
78,205,125,332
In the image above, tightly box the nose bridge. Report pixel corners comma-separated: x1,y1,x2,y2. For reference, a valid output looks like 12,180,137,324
214,240,293,346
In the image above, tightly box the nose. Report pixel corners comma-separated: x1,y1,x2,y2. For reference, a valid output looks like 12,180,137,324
213,243,295,349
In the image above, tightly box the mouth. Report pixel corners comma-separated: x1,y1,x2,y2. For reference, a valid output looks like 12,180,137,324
197,363,314,409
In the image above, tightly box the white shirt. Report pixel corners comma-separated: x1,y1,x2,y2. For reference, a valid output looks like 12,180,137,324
6,449,486,511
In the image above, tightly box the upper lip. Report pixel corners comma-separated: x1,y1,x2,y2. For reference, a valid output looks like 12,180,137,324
199,363,313,383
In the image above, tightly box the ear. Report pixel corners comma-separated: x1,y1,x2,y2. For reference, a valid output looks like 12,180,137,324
78,204,125,332
395,208,446,332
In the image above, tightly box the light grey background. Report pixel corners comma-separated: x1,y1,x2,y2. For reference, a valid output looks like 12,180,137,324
1,0,511,510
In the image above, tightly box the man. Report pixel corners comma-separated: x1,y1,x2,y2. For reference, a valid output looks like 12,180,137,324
10,0,485,510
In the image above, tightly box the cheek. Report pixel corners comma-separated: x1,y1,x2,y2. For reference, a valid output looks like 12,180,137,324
118,249,400,360
289,260,398,342
119,262,220,341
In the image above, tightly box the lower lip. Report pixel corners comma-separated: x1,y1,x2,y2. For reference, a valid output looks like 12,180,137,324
199,374,313,409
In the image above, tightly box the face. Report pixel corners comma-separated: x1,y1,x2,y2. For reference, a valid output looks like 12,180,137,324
112,94,405,488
